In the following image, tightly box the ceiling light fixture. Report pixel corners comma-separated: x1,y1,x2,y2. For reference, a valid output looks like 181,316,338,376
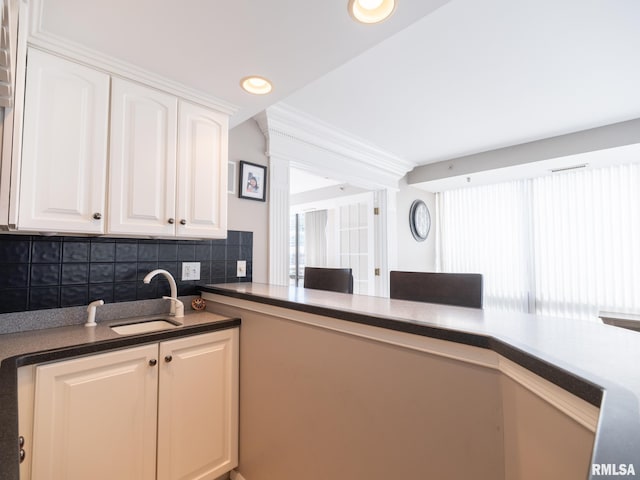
240,76,273,95
348,0,396,24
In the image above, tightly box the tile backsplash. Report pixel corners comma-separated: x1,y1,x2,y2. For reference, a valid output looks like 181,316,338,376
0,231,252,314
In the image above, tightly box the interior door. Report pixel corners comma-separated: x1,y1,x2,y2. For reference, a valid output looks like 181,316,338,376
336,193,375,295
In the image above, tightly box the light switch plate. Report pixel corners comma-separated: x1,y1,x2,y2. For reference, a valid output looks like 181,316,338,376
181,262,201,281
237,260,247,278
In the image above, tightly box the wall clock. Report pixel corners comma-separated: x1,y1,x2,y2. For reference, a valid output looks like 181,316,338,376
409,199,431,242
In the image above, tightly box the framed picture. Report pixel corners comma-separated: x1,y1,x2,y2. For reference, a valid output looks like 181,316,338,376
238,161,267,202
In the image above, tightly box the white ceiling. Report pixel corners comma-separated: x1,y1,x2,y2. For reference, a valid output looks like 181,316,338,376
289,168,341,195
38,0,449,127
283,0,640,166
39,0,640,175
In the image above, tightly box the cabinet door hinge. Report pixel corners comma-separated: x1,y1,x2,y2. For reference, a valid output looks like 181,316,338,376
374,268,380,276
373,207,379,215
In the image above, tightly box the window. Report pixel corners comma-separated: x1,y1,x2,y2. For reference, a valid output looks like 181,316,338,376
438,162,640,321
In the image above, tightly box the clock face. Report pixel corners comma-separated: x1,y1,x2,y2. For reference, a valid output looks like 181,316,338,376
409,200,431,242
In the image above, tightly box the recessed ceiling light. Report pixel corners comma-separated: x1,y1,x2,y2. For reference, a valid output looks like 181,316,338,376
240,76,273,95
348,0,396,24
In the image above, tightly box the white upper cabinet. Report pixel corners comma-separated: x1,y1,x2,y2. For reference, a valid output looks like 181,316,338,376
10,50,229,238
108,81,228,239
18,49,109,234
109,77,178,236
176,101,228,238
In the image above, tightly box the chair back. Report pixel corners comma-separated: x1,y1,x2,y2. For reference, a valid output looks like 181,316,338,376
304,267,354,294
389,271,483,308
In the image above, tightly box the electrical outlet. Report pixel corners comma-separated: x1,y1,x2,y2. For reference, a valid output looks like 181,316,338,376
237,260,247,278
181,262,201,281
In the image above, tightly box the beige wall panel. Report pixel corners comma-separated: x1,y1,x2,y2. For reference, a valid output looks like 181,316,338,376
501,375,594,480
223,305,504,480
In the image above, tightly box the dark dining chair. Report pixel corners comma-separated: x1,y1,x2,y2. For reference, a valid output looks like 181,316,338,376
389,271,483,308
303,267,354,294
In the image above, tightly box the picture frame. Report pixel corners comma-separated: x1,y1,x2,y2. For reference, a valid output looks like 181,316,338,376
238,161,267,202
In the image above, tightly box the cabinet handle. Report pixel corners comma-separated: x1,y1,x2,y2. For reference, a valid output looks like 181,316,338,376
179,219,186,225
164,355,173,363
18,436,26,463
168,218,175,224
93,212,102,220
149,359,157,366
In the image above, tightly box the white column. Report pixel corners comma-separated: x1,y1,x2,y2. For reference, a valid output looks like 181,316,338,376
268,155,290,286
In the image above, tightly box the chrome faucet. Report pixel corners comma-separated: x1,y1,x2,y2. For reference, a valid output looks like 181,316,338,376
143,269,184,320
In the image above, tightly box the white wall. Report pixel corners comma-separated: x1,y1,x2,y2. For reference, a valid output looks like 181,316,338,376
395,177,436,272
228,119,269,283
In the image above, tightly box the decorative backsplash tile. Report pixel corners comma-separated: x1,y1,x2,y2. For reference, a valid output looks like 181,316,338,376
0,231,252,314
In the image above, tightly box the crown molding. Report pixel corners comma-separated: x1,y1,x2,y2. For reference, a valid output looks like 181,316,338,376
255,103,415,190
27,0,238,115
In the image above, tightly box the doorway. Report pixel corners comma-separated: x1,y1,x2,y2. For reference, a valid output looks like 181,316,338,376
290,193,375,295
289,168,376,295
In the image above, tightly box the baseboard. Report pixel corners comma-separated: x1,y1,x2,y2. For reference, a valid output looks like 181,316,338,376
230,470,247,480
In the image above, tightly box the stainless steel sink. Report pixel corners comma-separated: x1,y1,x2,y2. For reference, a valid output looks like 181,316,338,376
110,317,181,335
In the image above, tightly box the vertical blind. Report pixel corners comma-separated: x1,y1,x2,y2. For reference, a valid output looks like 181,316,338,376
438,162,640,321
304,210,328,267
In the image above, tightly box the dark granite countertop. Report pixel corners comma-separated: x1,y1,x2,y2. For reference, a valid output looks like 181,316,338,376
201,283,640,480
0,308,240,480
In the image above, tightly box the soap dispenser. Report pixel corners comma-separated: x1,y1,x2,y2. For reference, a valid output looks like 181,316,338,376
85,300,104,327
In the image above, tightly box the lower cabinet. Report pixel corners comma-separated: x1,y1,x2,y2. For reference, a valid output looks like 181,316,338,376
156,331,238,480
19,329,238,480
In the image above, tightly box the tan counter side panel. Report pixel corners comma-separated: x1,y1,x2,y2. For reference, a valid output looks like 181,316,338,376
208,298,595,480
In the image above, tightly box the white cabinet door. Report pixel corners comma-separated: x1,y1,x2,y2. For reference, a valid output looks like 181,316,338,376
109,77,177,236
157,329,239,480
30,344,159,480
18,49,109,233
176,101,228,239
